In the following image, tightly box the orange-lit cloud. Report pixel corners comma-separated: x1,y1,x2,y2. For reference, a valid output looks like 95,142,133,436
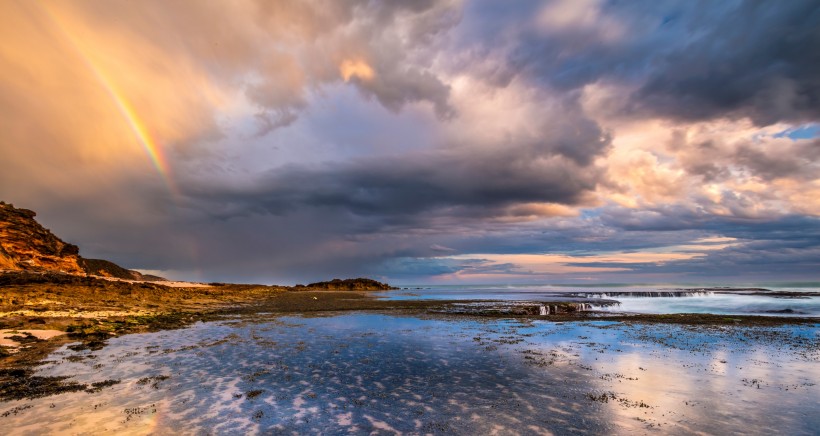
340,59,376,82
434,237,744,281
584,80,820,218
445,250,705,276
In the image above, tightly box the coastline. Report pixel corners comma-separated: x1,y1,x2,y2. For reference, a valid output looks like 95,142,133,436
1,272,818,403
1,311,817,434
0,273,817,433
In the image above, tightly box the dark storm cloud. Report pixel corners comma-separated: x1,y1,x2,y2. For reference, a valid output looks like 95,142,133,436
599,205,709,232
600,205,820,238
635,1,820,125
577,211,820,279
461,0,820,125
192,147,600,223
708,216,820,246
576,241,820,280
188,93,611,226
391,213,820,282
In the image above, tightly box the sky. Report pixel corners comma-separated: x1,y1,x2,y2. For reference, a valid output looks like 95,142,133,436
1,0,819,285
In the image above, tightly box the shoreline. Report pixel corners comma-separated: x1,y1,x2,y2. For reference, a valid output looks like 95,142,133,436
1,273,818,402
2,310,817,434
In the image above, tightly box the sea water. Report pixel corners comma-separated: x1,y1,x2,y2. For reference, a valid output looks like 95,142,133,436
384,284,820,317
0,313,817,434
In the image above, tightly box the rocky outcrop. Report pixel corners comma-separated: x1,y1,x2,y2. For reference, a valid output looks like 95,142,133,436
79,258,166,282
300,278,397,291
0,202,84,274
0,201,164,280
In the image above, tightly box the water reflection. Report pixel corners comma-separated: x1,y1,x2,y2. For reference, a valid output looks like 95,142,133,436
0,314,817,435
520,321,820,433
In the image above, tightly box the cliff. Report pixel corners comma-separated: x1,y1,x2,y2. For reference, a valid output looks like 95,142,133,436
79,258,166,281
0,202,84,274
0,202,163,280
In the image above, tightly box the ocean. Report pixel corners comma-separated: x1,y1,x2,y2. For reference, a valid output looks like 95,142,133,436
384,283,820,317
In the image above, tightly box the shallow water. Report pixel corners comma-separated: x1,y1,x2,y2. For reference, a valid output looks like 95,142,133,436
1,313,818,435
598,293,820,317
384,284,820,317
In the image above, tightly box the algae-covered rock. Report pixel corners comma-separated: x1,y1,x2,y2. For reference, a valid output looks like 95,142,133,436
304,278,397,291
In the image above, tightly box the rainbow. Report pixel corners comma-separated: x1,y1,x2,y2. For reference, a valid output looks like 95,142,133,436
37,4,178,196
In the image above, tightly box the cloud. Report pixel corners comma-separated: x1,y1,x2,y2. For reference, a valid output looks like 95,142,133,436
184,139,603,227
633,1,820,125
458,1,820,125
0,0,818,284
430,244,456,253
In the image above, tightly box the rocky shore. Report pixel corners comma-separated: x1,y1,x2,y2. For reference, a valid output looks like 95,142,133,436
1,269,818,402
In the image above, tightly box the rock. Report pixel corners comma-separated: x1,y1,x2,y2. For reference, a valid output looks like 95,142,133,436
79,258,166,282
304,278,397,291
763,308,804,314
0,202,85,274
0,201,165,280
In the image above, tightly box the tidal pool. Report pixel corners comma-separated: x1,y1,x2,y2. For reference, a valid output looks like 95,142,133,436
1,313,818,435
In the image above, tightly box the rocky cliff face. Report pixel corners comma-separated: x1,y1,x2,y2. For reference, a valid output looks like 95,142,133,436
0,202,163,280
79,258,165,281
0,202,84,274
